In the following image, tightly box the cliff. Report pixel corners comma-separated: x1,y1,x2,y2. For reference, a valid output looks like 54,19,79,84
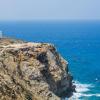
0,38,75,100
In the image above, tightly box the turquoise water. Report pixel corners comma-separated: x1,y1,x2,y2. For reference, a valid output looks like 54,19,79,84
0,21,100,100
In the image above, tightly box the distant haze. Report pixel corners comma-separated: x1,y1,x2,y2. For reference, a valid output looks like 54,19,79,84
0,0,100,21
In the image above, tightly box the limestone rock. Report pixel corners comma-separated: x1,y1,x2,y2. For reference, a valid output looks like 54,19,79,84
0,38,75,100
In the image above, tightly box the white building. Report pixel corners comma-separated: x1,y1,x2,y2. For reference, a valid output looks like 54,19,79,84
0,31,3,38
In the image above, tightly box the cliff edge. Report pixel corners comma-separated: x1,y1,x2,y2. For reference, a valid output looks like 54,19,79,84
0,38,74,100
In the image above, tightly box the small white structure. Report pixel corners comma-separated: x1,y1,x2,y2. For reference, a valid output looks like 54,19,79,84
0,31,3,38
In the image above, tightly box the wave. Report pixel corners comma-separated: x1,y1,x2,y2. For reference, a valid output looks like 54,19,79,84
74,81,94,93
65,81,100,100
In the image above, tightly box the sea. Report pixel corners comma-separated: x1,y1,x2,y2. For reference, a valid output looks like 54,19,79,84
0,21,100,100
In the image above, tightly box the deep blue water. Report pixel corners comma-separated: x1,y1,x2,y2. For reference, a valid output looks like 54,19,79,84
0,21,100,100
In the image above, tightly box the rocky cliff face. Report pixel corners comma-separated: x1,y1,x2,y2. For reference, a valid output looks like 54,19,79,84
0,38,74,100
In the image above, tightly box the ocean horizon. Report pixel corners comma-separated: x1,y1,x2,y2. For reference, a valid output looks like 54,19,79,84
0,21,100,100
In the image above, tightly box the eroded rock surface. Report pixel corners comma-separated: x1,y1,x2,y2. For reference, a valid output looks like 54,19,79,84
0,38,74,100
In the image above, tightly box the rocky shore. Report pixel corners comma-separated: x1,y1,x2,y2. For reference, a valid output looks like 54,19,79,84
0,38,75,100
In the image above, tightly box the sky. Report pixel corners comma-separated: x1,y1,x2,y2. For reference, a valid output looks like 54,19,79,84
0,0,100,21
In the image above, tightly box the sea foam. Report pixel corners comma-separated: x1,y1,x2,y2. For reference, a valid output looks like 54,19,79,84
66,81,100,100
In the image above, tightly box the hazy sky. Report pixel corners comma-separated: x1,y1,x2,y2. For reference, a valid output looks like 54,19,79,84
0,0,100,21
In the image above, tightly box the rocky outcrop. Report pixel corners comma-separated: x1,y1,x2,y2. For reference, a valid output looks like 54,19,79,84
0,38,74,100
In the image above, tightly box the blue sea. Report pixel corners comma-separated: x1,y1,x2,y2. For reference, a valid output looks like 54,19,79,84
0,21,100,100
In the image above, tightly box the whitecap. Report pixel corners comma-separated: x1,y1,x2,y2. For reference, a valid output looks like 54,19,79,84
95,94,100,97
66,81,94,100
65,81,100,100
73,81,94,93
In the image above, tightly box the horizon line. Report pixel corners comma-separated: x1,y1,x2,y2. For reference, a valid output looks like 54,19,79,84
0,19,100,22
